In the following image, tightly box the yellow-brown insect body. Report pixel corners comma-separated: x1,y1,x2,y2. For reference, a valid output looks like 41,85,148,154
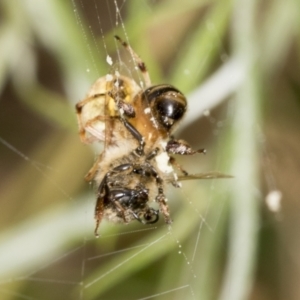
76,75,141,144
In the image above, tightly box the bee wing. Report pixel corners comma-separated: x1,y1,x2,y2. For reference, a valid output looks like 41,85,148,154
176,172,233,181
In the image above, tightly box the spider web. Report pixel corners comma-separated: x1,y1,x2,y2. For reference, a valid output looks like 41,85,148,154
0,0,287,299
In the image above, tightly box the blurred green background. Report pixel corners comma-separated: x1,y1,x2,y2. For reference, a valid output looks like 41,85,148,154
0,0,300,299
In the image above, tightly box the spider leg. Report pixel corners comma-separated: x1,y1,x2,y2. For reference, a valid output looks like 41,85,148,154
114,35,152,88
76,94,108,144
76,93,106,112
85,152,104,182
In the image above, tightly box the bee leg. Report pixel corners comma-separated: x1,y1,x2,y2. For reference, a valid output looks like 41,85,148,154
113,201,130,224
145,147,159,161
111,93,145,155
148,165,172,224
110,163,134,175
119,117,145,156
166,139,206,155
156,191,172,224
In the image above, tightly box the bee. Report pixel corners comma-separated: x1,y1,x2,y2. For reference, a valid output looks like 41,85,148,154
76,36,231,237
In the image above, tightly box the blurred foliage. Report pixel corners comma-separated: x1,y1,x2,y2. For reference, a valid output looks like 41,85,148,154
0,0,300,300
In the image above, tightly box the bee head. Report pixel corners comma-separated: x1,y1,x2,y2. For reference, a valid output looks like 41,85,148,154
142,84,187,133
